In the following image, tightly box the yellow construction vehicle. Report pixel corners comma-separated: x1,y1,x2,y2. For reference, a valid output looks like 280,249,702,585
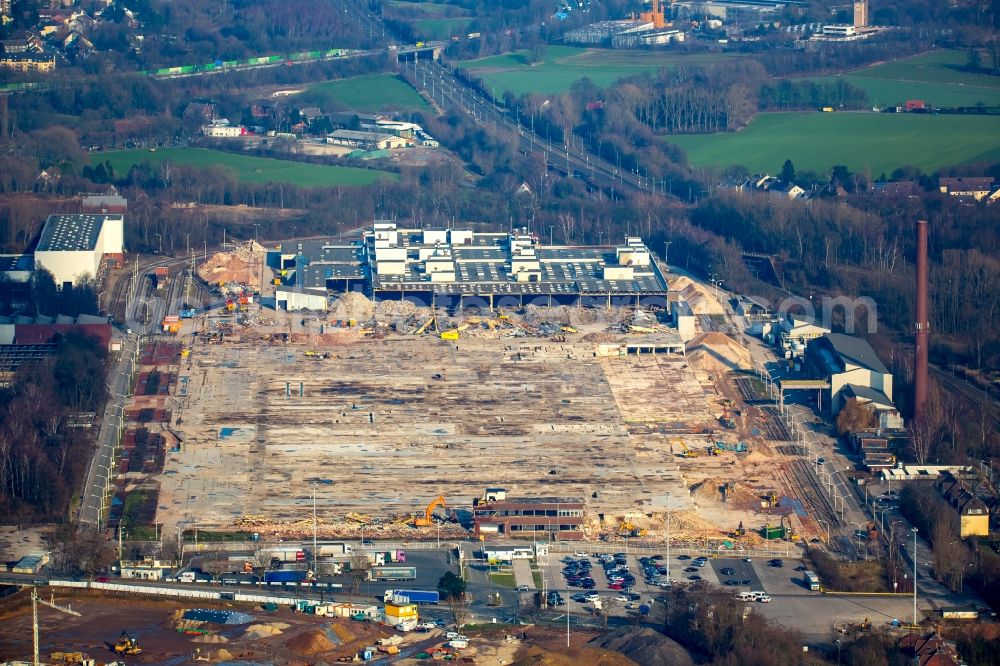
440,329,459,341
629,324,656,334
561,325,578,334
49,652,89,664
672,439,700,458
618,521,648,538
761,491,778,509
414,316,438,335
180,348,190,358
114,631,143,655
413,495,448,527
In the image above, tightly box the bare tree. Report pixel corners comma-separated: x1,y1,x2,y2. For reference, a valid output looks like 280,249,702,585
348,551,370,596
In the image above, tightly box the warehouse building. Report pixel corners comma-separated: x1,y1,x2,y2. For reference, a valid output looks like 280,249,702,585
272,222,670,312
34,214,124,288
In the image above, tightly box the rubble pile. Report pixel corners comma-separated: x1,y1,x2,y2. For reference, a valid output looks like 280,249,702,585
197,240,266,285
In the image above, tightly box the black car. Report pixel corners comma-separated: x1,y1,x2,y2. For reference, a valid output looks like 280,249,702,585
651,554,664,560
626,592,641,601
741,579,752,586
677,555,691,561
724,580,738,586
794,565,807,572
684,567,698,573
720,567,736,576
580,581,596,589
688,575,702,581
768,561,784,568
571,592,588,602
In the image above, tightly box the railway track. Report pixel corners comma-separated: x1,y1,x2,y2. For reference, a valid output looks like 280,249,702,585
786,458,840,529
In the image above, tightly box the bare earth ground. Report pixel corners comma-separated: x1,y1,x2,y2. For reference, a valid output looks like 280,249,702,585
0,525,52,562
156,338,706,540
0,590,431,664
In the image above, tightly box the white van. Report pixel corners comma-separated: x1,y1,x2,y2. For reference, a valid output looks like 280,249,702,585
758,594,772,603
737,592,753,602
750,591,765,601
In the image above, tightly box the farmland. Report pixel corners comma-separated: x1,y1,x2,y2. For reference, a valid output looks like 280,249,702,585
460,45,733,95
101,148,396,187
799,50,1000,109
306,73,431,112
413,17,473,40
668,112,1000,175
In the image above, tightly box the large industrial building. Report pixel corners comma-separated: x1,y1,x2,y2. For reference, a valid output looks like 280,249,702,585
274,221,669,311
34,213,124,287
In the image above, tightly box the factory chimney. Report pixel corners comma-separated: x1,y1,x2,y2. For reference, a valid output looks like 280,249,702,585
913,219,929,426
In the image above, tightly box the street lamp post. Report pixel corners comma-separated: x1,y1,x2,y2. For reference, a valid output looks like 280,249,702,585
911,528,919,626
312,483,318,575
666,492,671,583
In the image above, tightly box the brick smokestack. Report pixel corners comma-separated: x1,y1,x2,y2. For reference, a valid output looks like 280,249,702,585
914,219,929,426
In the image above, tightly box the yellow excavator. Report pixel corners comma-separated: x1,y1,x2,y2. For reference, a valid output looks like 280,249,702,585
673,439,700,458
413,495,448,527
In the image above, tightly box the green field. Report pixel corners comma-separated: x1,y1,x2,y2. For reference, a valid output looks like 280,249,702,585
384,0,469,15
413,17,472,40
668,112,1000,175
102,148,395,187
306,74,430,112
800,50,1000,109
461,45,733,96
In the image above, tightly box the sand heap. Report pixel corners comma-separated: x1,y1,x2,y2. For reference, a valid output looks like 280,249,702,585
685,332,752,372
242,622,290,640
197,240,266,285
284,628,334,655
669,276,724,314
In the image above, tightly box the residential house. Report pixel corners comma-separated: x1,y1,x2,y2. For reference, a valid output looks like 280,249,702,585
803,333,892,414
938,176,994,201
872,180,918,197
899,631,961,666
0,52,55,72
936,471,989,538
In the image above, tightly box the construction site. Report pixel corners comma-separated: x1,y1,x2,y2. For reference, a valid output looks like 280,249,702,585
114,239,837,551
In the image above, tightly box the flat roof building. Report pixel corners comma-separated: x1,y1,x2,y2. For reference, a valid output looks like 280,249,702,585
34,213,124,287
272,222,670,311
472,487,585,541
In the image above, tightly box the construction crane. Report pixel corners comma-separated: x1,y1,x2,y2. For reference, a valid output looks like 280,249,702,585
413,495,448,527
31,588,81,666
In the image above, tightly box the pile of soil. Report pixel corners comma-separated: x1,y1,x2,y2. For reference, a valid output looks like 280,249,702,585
242,622,289,640
512,644,637,666
284,628,334,655
591,627,694,666
331,623,355,643
192,634,229,643
686,331,751,372
669,276,724,314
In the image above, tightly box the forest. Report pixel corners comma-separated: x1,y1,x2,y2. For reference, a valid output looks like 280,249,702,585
0,329,108,522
